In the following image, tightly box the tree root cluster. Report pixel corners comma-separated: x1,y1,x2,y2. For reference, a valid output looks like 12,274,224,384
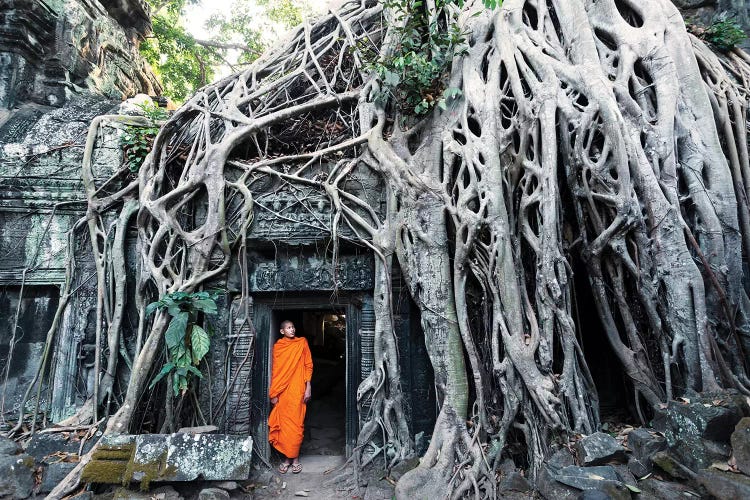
17,0,750,498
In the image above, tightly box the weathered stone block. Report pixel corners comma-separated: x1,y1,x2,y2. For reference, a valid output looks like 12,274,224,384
40,461,76,493
26,432,97,463
626,428,666,462
637,477,700,499
576,432,627,465
132,433,253,482
112,485,183,499
0,454,35,499
651,451,692,479
83,433,253,487
499,471,531,493
0,435,21,455
627,457,651,479
731,416,750,475
548,447,577,468
656,396,744,443
536,466,579,500
699,469,750,498
549,465,630,500
213,480,238,491
197,488,230,500
653,394,745,471
578,491,613,500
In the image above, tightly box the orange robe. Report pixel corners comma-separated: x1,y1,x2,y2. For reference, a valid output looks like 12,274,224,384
268,337,313,458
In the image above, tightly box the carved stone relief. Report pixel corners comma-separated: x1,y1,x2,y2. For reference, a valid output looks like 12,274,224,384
223,295,256,434
249,254,374,292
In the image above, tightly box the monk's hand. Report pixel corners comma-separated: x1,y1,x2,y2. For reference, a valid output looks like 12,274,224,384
303,387,311,404
270,396,278,405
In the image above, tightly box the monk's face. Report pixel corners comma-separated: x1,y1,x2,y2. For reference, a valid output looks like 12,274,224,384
280,322,296,338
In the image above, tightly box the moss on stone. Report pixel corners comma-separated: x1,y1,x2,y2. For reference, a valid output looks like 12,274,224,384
81,443,135,484
81,459,129,483
124,448,177,490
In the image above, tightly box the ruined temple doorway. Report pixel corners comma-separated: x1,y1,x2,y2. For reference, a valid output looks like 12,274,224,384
273,308,347,456
251,294,364,462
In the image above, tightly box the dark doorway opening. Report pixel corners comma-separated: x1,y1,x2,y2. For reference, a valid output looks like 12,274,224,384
272,309,347,456
571,256,636,424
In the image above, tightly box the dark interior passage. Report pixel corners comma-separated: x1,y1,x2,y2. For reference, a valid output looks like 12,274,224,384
571,256,635,423
275,309,347,455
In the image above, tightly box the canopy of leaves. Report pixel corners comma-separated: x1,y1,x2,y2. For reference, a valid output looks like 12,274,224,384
141,0,309,101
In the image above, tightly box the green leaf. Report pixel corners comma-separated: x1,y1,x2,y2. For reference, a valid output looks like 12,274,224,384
191,325,210,364
149,362,175,389
171,343,191,366
192,299,218,315
624,484,641,493
145,301,162,317
165,311,189,349
172,375,182,396
170,292,189,301
186,365,204,378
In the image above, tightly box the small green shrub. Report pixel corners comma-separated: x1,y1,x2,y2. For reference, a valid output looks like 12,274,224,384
705,13,746,52
120,101,169,172
146,290,219,396
367,0,499,115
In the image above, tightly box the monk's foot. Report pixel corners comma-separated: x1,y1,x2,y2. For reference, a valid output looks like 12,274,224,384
278,462,290,474
292,462,302,474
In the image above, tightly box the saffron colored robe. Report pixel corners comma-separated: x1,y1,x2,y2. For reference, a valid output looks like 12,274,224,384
268,336,313,458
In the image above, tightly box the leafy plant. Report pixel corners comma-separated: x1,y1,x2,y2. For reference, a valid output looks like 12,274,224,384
141,0,309,102
368,0,499,115
121,101,168,173
146,290,220,396
705,13,746,52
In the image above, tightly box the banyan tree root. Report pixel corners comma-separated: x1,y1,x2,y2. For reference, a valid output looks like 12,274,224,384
43,0,750,497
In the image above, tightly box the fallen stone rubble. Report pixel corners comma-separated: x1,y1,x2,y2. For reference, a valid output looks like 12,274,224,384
535,390,750,499
3,391,750,498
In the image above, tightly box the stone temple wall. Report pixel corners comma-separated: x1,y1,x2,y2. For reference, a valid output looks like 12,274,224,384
0,0,158,424
0,0,158,112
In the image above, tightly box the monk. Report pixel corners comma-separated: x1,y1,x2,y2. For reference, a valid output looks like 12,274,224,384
268,320,313,474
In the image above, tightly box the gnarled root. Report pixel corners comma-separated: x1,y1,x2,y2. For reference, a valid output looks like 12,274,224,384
396,406,494,500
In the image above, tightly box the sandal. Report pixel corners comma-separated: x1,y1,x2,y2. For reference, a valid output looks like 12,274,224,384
292,462,302,474
278,462,290,474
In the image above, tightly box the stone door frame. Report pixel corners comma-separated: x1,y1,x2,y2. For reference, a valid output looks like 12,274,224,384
250,293,364,462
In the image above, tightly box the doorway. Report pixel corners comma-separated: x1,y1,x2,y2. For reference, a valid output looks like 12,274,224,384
250,294,362,462
272,309,347,455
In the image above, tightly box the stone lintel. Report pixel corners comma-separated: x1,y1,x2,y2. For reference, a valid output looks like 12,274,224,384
249,253,374,292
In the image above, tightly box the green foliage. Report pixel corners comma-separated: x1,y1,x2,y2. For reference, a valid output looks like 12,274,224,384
142,0,310,102
705,13,747,52
369,0,499,115
120,102,168,172
147,290,220,396
205,0,306,65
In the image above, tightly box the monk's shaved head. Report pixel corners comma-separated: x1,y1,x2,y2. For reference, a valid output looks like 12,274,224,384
280,320,294,329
